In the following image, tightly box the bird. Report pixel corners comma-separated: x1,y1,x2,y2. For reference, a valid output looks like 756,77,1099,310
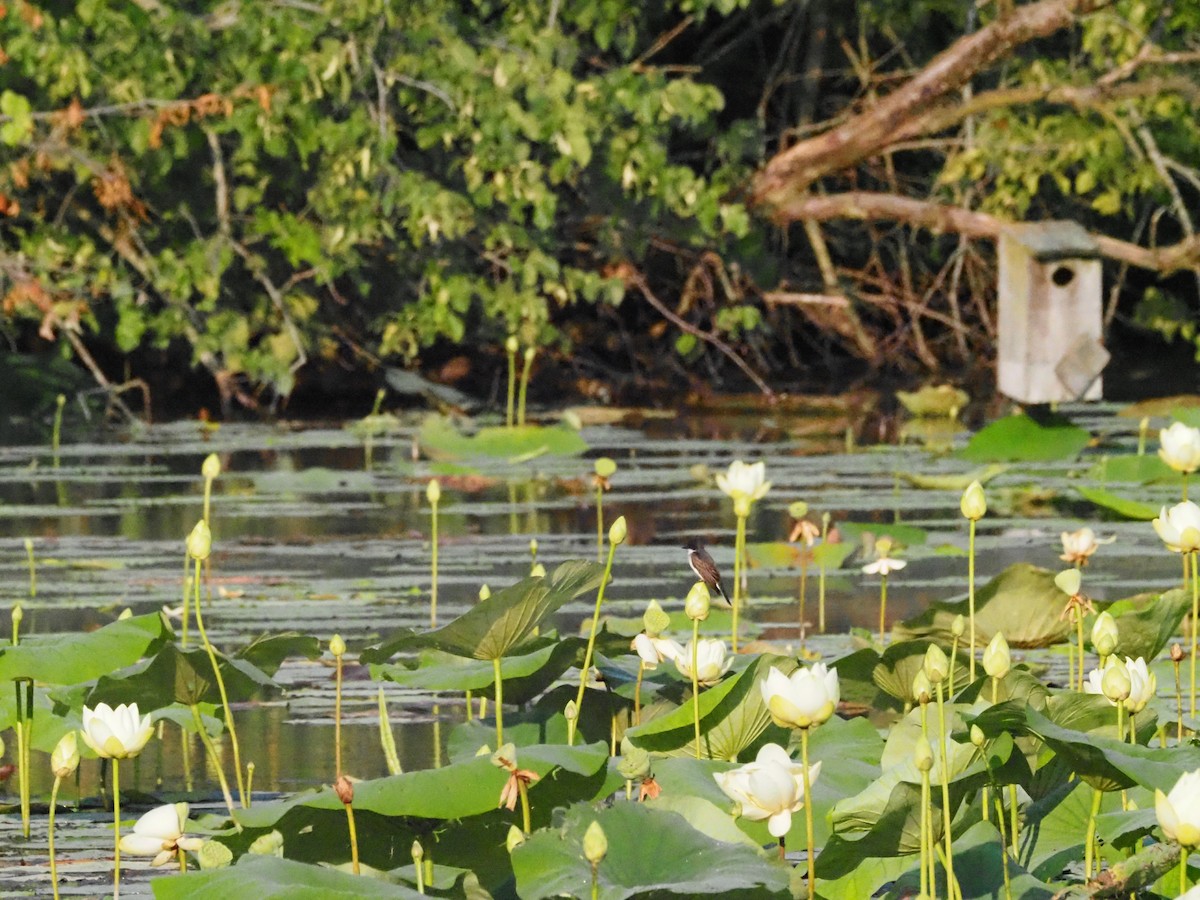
682,540,730,605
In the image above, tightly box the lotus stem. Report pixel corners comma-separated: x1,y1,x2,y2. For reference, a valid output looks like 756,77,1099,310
517,347,535,426
919,767,930,898
1009,784,1019,858
180,564,192,648
51,393,65,467
1084,785,1103,877
190,704,236,816
935,682,956,896
14,682,28,838
877,573,888,645
801,726,817,893
246,762,254,805
595,484,604,563
1175,655,1185,743
968,518,977,681
112,760,122,898
505,341,517,428
24,539,35,598
429,494,439,628
1191,550,1198,718
378,687,402,775
22,679,31,836
192,561,247,807
691,618,701,759
798,563,807,640
570,535,619,745
345,802,360,874
948,633,958,698
995,792,1012,900
465,689,473,722
919,701,936,893
517,774,532,835
1075,607,1086,692
49,775,62,900
1181,844,1189,895
732,513,747,652
818,514,830,632
335,652,344,778
493,657,505,747
634,660,645,726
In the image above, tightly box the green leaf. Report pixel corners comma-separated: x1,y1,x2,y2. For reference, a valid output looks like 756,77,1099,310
151,854,426,899
1099,588,1190,660
0,613,170,685
1074,486,1159,520
959,414,1091,462
511,801,791,899
417,415,588,462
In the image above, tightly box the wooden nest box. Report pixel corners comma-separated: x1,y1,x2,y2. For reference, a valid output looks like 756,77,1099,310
997,221,1108,404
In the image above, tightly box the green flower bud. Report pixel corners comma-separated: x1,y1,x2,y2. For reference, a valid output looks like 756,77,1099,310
506,825,526,853
982,632,1011,680
479,584,491,601
187,520,212,561
51,731,79,779
564,700,578,723
923,644,950,685
1101,659,1131,704
951,614,965,639
411,839,424,862
642,599,670,637
617,745,652,780
11,604,22,627
201,453,221,480
1055,568,1082,597
1091,611,1119,657
583,820,608,866
197,840,234,870
529,538,538,555
594,457,617,479
684,581,711,621
330,634,346,657
970,724,986,747
248,830,284,857
505,335,519,354
530,563,546,578
914,735,934,772
608,515,627,545
912,670,932,705
523,346,536,364
960,480,987,520
426,479,441,504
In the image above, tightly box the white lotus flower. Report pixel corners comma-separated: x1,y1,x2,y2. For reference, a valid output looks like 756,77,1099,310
1159,422,1200,474
1122,656,1157,714
118,803,204,867
674,638,732,686
716,460,771,503
1156,768,1200,847
1059,527,1114,567
714,743,820,838
631,634,683,669
862,555,906,576
1152,501,1200,553
760,663,840,729
80,703,154,759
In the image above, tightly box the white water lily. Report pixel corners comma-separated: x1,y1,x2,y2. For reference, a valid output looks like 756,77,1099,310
760,663,840,729
1084,656,1155,712
674,638,732,686
631,634,683,669
1059,527,1114,567
1156,768,1200,847
716,460,771,503
714,743,820,838
1159,422,1200,474
119,803,203,867
1152,501,1200,553
81,703,154,759
862,555,906,576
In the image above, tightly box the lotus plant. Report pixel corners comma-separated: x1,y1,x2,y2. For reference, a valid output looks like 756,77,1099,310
862,538,906,644
119,802,203,872
631,599,679,724
717,459,771,651
1157,768,1200,894
761,661,839,891
1055,568,1092,691
504,335,518,427
1153,500,1200,716
1160,421,1200,500
593,457,616,562
923,644,957,895
82,702,154,897
569,516,626,746
426,479,441,628
960,479,987,679
1090,611,1119,671
48,732,80,899
714,743,820,862
1060,526,1112,568
494,743,539,835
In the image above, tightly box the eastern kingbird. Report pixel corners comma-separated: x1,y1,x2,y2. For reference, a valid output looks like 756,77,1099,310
683,540,729,605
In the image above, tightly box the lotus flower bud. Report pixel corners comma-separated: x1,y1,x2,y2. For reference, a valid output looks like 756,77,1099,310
505,335,519,354
51,731,79,779
1101,659,1132,704
334,774,354,805
201,453,221,480
594,457,617,479
530,563,546,578
11,604,22,628
506,825,525,853
983,632,1011,680
583,820,608,866
523,347,536,365
960,481,987,520
914,735,934,772
330,634,346,657
479,584,491,601
187,520,212,561
912,670,932,705
608,515,627,545
1055,568,1082,597
426,479,441,504
617,745,652,780
197,839,234,870
951,614,965,639
564,699,578,724
1091,612,1119,657
923,644,950,685
529,538,538,555
248,830,284,857
411,839,424,863
643,599,670,636
1173,643,1186,663
684,581,711,621
970,724,985,747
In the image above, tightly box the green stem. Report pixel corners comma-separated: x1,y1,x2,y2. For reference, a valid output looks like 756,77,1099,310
506,345,517,428
919,769,930,899
634,661,644,726
1191,550,1198,718
1176,659,1185,743
49,776,62,900
430,498,439,628
335,653,343,778
1084,786,1103,877
203,476,214,527
517,776,532,835
818,564,827,633
517,348,535,426
192,561,247,807
570,538,619,745
691,618,702,759
878,574,888,644
801,727,817,893
190,704,236,816
345,802,360,875
1075,607,1086,692
14,683,27,839
22,680,31,836
948,636,958,698
52,393,65,467
968,518,976,681
493,657,505,747
1008,784,1019,859
798,564,807,639
178,848,187,874
732,514,746,653
935,682,956,896
995,792,1012,900
180,561,191,648
1181,844,1189,896
25,539,36,598
595,487,604,562
112,760,121,899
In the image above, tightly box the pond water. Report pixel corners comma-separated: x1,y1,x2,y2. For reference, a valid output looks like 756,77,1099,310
0,398,1187,895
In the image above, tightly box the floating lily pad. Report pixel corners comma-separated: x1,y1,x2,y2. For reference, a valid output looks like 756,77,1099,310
959,414,1091,462
1074,486,1158,520
417,415,588,462
899,463,1007,491
152,852,426,899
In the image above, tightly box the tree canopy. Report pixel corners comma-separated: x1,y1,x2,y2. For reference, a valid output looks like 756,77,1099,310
1,0,1198,414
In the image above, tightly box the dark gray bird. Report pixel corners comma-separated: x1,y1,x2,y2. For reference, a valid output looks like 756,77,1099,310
682,540,729,605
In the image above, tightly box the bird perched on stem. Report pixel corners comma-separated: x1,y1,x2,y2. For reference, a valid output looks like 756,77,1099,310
683,540,731,606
